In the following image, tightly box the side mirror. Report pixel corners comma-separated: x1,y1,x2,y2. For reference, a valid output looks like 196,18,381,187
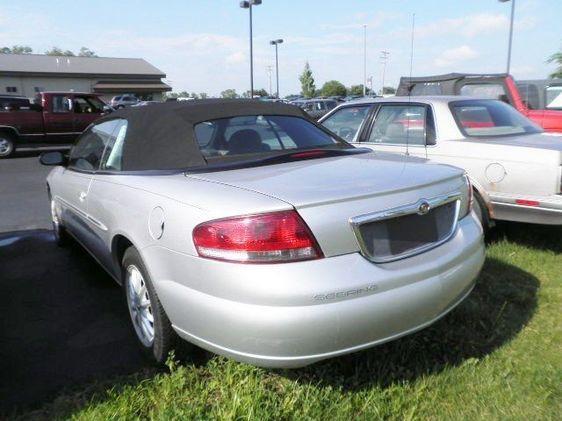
40,151,67,166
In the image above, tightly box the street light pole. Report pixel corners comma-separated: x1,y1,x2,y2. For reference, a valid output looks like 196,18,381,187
499,0,515,74
266,65,273,96
240,0,262,98
363,24,367,96
270,39,283,98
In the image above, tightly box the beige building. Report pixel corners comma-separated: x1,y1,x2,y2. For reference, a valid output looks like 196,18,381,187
0,54,171,101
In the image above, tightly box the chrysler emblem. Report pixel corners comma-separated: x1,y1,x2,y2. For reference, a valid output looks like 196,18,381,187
418,201,431,215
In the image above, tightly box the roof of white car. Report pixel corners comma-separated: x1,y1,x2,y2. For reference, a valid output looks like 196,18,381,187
346,95,486,106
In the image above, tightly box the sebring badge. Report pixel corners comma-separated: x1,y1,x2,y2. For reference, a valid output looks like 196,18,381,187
417,201,431,215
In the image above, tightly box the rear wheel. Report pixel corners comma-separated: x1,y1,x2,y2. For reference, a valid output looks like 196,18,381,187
122,247,177,364
0,133,15,158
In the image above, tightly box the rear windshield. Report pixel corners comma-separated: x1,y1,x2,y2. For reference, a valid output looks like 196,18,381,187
450,99,542,137
194,115,346,161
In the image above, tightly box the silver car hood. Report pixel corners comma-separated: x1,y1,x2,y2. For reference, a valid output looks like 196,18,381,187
465,132,562,152
187,152,463,208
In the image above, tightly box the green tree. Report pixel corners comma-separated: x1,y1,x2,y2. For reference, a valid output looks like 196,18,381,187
45,47,75,56
299,62,316,98
242,88,268,98
78,47,97,57
190,92,199,99
321,80,347,97
0,45,33,54
199,93,208,99
382,86,396,95
221,89,239,99
348,84,371,96
547,48,562,79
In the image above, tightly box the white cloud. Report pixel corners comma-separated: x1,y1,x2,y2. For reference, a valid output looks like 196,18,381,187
434,45,479,67
225,51,246,65
410,12,536,40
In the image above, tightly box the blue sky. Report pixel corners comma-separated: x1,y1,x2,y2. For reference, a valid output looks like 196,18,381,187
1,0,561,96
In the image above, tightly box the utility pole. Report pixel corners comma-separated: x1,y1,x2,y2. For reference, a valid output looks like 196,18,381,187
270,39,283,98
380,50,390,95
499,0,515,74
363,24,367,96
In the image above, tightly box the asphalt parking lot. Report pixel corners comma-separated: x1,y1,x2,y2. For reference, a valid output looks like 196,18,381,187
0,155,152,413
0,155,52,233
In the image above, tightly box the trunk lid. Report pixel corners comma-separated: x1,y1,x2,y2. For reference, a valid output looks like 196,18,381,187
187,152,467,257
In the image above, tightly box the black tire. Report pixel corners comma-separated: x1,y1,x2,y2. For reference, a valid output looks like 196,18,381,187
473,190,490,233
0,132,15,158
49,192,71,247
122,247,177,364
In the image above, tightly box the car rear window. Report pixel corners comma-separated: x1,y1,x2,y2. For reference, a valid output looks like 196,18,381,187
193,115,345,161
450,100,542,137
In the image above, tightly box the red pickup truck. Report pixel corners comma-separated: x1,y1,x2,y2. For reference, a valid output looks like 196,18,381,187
0,92,109,158
396,73,562,133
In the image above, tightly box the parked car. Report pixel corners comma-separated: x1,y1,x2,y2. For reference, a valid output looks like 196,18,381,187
299,99,338,119
320,96,562,229
396,73,562,133
110,94,140,108
0,91,109,158
0,95,32,110
516,78,562,111
40,99,484,368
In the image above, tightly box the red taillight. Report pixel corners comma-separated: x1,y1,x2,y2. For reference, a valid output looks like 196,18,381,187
515,199,540,207
193,210,323,263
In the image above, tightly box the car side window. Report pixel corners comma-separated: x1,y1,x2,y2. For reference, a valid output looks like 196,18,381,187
368,105,427,146
74,96,104,114
52,95,72,113
68,120,119,172
321,106,370,142
545,86,562,110
100,119,128,171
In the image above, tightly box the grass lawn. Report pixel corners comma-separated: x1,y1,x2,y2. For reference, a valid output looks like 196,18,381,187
25,223,561,420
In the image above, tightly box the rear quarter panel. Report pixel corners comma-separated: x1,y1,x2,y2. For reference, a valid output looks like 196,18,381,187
428,140,561,196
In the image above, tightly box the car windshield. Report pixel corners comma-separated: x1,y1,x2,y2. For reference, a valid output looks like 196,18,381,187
194,115,348,162
450,99,542,137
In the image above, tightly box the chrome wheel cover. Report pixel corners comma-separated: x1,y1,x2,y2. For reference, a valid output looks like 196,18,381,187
0,138,12,156
50,199,60,229
126,265,155,347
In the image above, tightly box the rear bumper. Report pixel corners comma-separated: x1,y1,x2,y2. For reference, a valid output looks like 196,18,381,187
491,193,562,225
148,214,485,368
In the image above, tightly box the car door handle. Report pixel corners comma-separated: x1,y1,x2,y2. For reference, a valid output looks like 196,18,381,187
79,191,87,202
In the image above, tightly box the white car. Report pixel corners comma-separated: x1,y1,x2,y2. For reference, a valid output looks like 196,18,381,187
320,96,562,228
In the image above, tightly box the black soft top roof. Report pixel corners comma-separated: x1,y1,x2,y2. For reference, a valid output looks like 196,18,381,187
97,99,311,171
397,73,509,95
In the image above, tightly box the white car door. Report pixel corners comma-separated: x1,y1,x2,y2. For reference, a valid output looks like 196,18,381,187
358,103,433,159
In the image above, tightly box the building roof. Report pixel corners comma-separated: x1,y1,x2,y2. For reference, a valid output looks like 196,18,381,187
0,54,165,78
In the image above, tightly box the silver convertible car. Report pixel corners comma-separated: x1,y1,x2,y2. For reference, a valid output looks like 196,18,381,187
41,100,484,368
